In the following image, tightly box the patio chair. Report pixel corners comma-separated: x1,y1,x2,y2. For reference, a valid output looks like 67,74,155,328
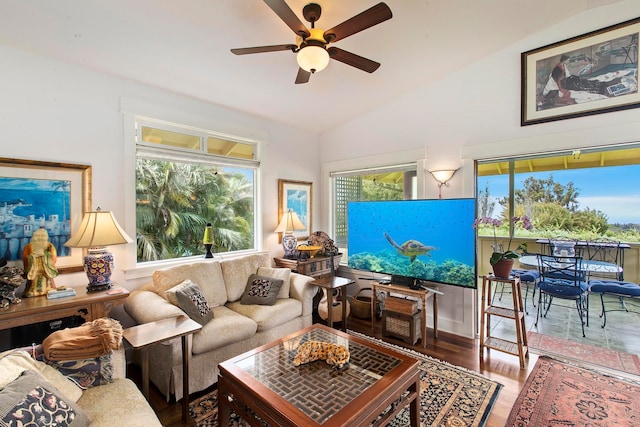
535,254,589,337
588,280,640,327
548,236,580,257
586,238,623,280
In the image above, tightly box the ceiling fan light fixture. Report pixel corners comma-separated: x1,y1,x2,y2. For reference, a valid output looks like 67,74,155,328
297,45,329,73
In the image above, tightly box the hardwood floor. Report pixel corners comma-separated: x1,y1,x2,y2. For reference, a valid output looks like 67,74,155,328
130,316,538,427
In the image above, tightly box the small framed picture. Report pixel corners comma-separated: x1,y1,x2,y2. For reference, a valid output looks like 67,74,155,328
277,179,312,241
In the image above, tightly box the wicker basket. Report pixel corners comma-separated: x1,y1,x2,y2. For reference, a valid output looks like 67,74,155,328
350,287,380,319
382,310,421,345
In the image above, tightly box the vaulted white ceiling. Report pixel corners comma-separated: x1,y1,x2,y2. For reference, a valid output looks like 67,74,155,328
0,0,620,133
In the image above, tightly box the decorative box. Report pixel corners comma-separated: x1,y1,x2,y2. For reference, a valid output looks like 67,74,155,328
384,296,418,315
382,310,421,345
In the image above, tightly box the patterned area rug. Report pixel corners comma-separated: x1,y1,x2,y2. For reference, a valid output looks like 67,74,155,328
527,331,640,375
506,356,640,426
190,331,502,427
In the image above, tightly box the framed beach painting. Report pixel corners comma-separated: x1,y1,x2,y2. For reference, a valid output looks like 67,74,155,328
521,17,639,126
0,159,91,273
278,179,312,241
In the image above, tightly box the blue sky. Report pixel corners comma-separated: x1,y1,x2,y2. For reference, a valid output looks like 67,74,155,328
479,164,640,224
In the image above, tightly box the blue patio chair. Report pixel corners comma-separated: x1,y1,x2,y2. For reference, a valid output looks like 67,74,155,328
536,254,589,337
588,280,640,327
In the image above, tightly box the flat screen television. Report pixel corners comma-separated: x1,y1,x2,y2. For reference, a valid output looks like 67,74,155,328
347,198,477,289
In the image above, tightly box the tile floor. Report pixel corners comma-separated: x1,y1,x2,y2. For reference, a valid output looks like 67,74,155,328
485,281,640,356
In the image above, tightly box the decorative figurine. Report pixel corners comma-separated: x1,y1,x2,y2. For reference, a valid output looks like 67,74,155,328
22,227,59,297
0,258,24,308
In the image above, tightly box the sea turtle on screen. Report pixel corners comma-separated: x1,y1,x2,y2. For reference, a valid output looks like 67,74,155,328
383,232,437,262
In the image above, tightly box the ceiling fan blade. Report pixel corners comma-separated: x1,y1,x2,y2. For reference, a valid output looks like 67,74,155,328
295,68,311,84
323,2,392,43
263,0,310,38
231,44,297,55
327,47,380,73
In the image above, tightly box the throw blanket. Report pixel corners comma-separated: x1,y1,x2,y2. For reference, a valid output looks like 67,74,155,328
43,318,123,361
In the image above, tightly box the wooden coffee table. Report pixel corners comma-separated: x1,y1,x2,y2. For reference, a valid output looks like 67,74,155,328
218,324,420,426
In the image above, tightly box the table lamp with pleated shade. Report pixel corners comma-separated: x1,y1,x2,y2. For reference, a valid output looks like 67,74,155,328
274,209,306,259
64,208,133,292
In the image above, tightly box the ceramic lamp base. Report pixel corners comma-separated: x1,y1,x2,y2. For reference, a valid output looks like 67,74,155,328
84,248,114,292
282,233,298,259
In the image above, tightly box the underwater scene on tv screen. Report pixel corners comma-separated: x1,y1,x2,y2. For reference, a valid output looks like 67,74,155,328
347,199,477,288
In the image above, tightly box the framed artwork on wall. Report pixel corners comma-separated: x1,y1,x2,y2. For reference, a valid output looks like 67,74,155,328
521,16,639,126
0,158,92,273
278,179,312,242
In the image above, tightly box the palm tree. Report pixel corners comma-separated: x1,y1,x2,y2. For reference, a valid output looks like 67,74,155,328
135,159,254,262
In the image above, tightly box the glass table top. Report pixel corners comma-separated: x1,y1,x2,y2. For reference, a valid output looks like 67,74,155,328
231,328,403,424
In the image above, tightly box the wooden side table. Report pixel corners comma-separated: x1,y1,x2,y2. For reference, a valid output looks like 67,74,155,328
371,282,443,348
479,275,529,368
123,316,202,421
313,276,354,331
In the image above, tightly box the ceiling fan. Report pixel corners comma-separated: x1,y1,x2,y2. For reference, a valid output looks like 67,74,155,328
231,1,392,84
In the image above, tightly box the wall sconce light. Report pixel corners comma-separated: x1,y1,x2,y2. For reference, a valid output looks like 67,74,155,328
274,209,306,259
429,169,459,199
64,208,133,292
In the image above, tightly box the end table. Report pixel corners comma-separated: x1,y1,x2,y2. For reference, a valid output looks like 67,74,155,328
123,316,202,421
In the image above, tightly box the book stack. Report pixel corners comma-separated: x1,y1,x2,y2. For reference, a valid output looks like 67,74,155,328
47,288,77,300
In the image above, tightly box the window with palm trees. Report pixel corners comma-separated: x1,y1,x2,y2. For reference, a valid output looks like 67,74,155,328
135,121,258,263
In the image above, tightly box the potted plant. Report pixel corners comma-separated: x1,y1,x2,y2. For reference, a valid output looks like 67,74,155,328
474,215,532,277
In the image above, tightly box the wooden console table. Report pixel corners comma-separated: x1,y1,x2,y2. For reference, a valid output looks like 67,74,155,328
274,254,342,280
371,282,443,348
0,286,129,331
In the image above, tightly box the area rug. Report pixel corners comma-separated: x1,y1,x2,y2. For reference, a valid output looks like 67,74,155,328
190,331,502,427
527,331,640,376
506,356,640,426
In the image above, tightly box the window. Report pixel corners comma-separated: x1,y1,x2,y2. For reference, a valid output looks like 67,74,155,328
135,119,259,263
476,144,640,243
331,164,417,254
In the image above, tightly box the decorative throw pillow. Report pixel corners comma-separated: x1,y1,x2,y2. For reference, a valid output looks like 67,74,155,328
36,353,113,390
174,280,214,326
257,267,291,299
0,370,89,427
0,350,83,403
240,274,284,306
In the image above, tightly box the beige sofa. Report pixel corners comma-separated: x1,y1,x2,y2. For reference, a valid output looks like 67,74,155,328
0,348,161,427
124,251,317,401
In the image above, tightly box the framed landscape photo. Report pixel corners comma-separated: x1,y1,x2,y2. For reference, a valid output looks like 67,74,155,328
278,179,312,241
521,17,639,126
0,159,92,273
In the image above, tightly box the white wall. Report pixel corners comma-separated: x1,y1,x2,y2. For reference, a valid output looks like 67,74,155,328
0,45,320,294
319,1,640,338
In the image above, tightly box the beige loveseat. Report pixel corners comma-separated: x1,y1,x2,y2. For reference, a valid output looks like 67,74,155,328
0,348,161,427
124,251,317,401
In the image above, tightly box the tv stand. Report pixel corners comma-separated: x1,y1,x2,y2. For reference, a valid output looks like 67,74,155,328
371,282,443,347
